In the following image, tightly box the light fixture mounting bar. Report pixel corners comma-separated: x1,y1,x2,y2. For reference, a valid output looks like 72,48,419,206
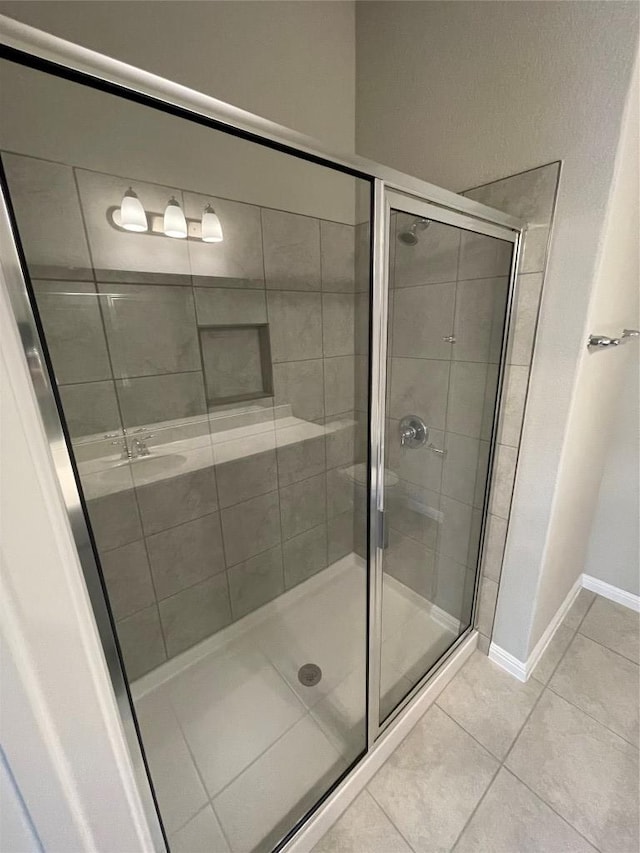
108,206,210,241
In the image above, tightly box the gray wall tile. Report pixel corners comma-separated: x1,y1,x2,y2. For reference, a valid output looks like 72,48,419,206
117,605,166,680
322,293,355,357
387,481,440,550
488,444,518,519
262,209,321,290
215,450,278,509
3,154,92,278
115,371,206,428
100,540,155,620
221,491,281,566
439,495,474,564
227,546,284,619
283,524,328,588
59,380,121,438
194,287,267,326
477,577,499,637
87,488,142,551
277,436,326,487
273,359,324,421
326,467,355,518
33,281,112,384
388,358,449,429
201,326,268,404
184,192,265,286
498,364,529,447
433,553,470,621
447,361,488,438
267,291,322,362
328,511,355,563
394,216,459,287
443,433,481,505
280,473,327,540
508,274,544,366
384,528,435,600
159,574,232,657
454,277,508,363
75,169,190,276
458,231,512,281
325,417,355,470
387,420,444,492
464,163,560,274
136,467,219,536
320,221,355,292
146,512,225,600
481,514,508,583
324,355,355,416
98,283,200,378
392,283,455,359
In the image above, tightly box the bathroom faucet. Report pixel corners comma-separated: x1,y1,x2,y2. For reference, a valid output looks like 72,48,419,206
109,428,154,460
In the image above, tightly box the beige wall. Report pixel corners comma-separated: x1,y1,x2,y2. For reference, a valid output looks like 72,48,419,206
0,0,355,151
356,0,639,660
0,1,357,222
555,62,640,604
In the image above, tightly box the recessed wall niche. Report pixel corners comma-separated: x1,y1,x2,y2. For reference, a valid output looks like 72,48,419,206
199,324,273,407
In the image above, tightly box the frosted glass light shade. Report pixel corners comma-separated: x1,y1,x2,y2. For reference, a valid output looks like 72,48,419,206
119,188,147,232
163,196,187,238
201,204,223,242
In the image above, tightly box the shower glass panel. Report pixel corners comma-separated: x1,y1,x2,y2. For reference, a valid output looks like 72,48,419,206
379,200,514,723
0,57,371,852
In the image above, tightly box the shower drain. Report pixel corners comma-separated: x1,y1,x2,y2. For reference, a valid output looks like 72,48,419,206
298,663,322,687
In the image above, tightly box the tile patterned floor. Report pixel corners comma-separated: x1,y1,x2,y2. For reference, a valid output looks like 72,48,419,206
132,556,455,852
314,591,640,853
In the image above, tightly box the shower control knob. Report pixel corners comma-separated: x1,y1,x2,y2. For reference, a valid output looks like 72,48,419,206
442,335,456,343
399,415,428,449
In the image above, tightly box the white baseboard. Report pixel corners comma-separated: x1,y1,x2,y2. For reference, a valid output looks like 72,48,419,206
581,574,640,612
488,643,528,681
489,573,583,682
281,632,478,853
489,572,639,681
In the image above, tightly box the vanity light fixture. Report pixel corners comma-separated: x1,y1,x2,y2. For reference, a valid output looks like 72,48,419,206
201,204,224,243
163,196,188,238
110,193,223,242
119,187,148,232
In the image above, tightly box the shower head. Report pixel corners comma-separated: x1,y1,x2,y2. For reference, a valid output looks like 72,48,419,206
398,217,431,245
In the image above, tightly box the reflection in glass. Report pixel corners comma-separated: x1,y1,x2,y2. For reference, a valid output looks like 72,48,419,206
379,209,512,722
0,56,370,852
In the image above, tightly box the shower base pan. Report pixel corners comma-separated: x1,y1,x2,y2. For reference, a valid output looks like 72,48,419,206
130,553,466,852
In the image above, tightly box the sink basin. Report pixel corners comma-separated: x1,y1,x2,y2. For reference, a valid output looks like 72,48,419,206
98,454,186,487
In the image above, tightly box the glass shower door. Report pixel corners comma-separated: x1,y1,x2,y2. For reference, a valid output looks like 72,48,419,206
377,194,516,723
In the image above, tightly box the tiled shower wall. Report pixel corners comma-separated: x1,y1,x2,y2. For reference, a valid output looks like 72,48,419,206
2,152,369,679
384,213,511,625
463,163,561,652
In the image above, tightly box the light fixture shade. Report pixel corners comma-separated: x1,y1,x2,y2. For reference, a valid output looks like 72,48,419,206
201,204,223,242
163,196,187,238
119,187,147,232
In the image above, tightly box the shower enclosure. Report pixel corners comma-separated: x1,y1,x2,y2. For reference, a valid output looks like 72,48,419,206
0,20,522,853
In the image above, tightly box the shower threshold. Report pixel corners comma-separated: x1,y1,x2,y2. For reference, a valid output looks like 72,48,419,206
131,554,459,852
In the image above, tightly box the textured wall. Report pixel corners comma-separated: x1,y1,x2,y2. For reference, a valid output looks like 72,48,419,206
4,150,369,679
356,1,639,660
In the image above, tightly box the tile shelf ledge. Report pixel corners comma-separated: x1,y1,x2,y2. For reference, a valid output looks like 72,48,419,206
76,405,354,501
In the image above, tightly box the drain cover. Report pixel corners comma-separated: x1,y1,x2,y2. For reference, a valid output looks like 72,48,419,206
298,663,322,687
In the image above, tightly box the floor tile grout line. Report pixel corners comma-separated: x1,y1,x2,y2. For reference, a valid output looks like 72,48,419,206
544,683,639,751
365,785,421,853
497,767,604,853
570,624,640,668
434,702,505,763
448,761,502,852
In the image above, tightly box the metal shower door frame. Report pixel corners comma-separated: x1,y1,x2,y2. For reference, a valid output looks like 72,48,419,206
367,188,522,745
0,14,525,851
